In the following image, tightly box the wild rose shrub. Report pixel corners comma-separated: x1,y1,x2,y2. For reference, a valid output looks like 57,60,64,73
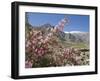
25,29,89,68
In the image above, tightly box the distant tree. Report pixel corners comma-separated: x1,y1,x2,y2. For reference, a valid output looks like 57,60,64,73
25,12,29,26
25,13,32,33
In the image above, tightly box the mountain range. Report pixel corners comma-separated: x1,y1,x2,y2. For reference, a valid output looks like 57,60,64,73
29,23,89,47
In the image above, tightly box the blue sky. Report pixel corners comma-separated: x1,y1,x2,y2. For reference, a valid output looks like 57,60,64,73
26,12,89,32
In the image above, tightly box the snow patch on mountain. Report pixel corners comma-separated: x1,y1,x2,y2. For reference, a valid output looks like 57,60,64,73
64,31,88,33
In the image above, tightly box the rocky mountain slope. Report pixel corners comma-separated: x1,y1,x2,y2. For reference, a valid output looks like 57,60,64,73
30,23,89,46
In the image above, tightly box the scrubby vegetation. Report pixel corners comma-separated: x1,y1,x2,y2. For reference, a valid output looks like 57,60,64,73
25,24,89,68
